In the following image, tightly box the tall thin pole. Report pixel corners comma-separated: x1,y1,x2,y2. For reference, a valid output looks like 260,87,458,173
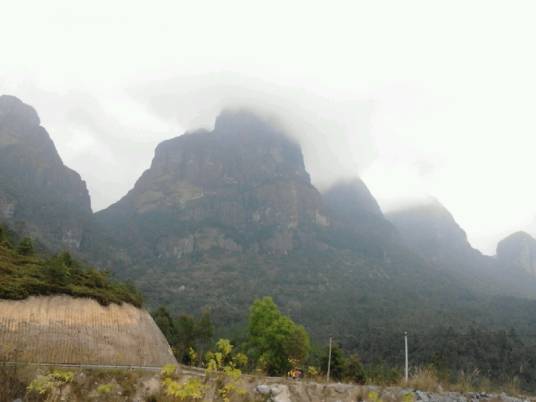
326,336,332,383
404,331,408,383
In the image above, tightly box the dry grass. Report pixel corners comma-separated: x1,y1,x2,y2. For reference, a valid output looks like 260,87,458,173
400,367,442,393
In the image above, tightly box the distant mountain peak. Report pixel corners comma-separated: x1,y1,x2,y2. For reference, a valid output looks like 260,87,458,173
0,95,91,250
497,231,536,276
323,178,383,220
214,108,281,133
0,95,40,127
387,199,477,261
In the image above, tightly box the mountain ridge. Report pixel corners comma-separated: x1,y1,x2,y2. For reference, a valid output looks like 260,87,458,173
2,95,536,351
0,95,92,252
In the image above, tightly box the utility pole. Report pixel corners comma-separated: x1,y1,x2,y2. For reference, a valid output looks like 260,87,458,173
404,331,408,383
326,336,332,383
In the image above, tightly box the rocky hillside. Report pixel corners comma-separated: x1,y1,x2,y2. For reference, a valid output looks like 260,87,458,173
0,95,91,251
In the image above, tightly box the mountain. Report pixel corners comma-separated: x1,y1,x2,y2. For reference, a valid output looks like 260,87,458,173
88,110,536,345
0,95,92,251
386,200,480,262
5,97,536,389
387,201,536,297
497,231,536,277
322,179,398,255
95,110,329,260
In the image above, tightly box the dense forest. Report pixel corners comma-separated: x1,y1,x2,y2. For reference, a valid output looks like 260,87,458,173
153,298,536,392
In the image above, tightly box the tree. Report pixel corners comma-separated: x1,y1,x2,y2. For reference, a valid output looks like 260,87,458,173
321,342,346,381
344,354,366,384
247,296,310,375
45,257,71,286
152,308,214,366
176,315,197,364
17,237,34,256
195,310,214,360
153,307,178,346
0,226,11,248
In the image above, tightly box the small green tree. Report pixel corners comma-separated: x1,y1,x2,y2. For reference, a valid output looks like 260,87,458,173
195,309,214,359
205,339,246,402
345,354,366,384
17,237,34,256
0,226,11,248
153,307,178,346
176,314,197,364
321,342,346,381
153,308,214,366
45,257,71,286
247,296,310,375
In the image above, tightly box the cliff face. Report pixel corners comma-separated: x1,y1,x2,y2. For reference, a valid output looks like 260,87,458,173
96,110,328,259
0,295,176,366
0,95,92,251
497,231,536,277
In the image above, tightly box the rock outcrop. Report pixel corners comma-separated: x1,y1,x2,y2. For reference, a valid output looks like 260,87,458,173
0,95,92,251
0,295,176,366
497,231,536,277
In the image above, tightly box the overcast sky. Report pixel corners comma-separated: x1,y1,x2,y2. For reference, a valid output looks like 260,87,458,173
2,0,536,254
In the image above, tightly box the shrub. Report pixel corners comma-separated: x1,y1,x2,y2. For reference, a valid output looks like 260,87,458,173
17,237,34,256
97,383,114,394
205,338,246,402
26,369,74,397
162,377,204,400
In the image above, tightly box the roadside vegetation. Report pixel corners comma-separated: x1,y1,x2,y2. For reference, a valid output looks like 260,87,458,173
0,226,143,307
153,296,536,395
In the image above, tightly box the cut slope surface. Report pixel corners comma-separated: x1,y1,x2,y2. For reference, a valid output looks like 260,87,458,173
0,295,176,366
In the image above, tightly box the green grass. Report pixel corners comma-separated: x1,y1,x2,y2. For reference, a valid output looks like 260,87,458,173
0,238,143,307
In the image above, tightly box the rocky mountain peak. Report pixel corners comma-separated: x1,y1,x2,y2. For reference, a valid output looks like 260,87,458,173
97,109,327,258
0,95,91,251
496,231,536,276
214,109,282,133
386,199,477,261
323,178,383,221
0,95,40,128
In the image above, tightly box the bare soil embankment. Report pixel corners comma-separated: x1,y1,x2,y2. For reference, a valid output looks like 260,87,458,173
0,295,176,366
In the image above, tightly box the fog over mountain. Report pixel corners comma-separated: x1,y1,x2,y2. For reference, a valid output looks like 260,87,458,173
3,1,536,254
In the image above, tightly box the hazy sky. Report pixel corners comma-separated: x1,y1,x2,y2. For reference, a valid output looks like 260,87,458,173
2,0,536,254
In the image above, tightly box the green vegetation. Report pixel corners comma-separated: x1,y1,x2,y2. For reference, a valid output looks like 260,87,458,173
205,339,247,402
152,307,213,364
26,369,74,397
319,342,366,383
152,297,536,394
160,365,205,400
247,296,310,375
16,237,34,256
0,230,143,307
